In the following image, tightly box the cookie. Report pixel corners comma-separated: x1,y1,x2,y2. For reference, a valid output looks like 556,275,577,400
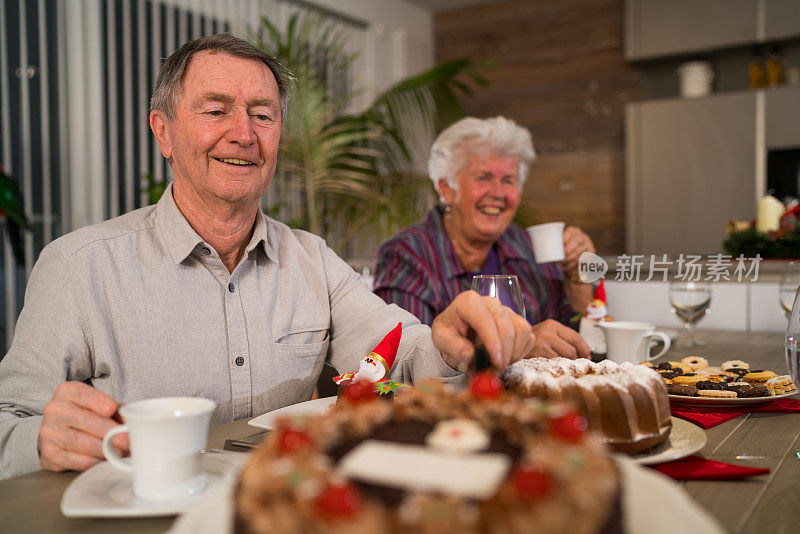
667,361,692,374
696,380,725,390
658,369,678,380
639,361,654,368
726,383,769,397
682,356,709,371
725,368,750,378
669,384,699,397
673,373,704,386
697,389,737,398
765,375,795,395
743,370,777,384
721,360,750,371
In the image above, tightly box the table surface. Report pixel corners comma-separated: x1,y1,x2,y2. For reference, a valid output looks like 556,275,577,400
1,329,797,534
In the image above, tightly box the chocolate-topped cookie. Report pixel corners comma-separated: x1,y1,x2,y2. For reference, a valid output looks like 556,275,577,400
725,383,769,397
695,380,724,391
669,384,699,397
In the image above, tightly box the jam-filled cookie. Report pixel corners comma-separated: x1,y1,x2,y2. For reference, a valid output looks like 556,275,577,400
721,360,750,371
681,356,709,371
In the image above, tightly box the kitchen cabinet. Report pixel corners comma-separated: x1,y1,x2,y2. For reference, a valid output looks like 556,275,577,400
625,92,757,254
625,0,800,61
625,0,757,60
765,86,800,149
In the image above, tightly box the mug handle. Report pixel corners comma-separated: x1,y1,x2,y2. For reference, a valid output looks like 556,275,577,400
102,425,132,472
645,331,671,360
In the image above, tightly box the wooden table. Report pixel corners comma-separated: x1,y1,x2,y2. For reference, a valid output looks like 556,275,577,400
0,330,797,534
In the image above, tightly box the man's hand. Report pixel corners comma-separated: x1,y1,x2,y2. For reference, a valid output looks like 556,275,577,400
38,382,128,472
431,291,536,371
561,226,595,278
530,319,591,359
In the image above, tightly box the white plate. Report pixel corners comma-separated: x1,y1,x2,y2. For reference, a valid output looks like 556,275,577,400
60,453,246,518
669,391,795,406
167,456,725,534
626,417,706,465
248,397,337,430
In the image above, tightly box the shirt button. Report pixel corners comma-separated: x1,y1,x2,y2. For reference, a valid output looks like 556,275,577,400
200,246,211,256
235,356,244,366
228,283,235,293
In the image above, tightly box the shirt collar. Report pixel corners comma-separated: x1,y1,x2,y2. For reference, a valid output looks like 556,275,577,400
155,182,274,265
427,205,527,280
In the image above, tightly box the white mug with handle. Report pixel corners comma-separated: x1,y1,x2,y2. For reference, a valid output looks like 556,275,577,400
102,396,216,501
596,321,671,365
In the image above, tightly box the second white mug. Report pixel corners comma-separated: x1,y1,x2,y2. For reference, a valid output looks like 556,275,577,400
597,321,671,365
526,222,565,263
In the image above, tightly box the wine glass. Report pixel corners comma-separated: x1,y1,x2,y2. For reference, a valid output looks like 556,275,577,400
470,275,526,320
779,262,800,318
470,275,526,370
668,281,711,347
784,286,800,398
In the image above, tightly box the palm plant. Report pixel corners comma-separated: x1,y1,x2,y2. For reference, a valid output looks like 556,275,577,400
253,10,485,254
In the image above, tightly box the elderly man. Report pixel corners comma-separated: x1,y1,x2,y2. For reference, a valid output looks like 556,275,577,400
0,34,533,479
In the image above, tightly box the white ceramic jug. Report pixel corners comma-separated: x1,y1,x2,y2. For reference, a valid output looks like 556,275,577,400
596,321,671,365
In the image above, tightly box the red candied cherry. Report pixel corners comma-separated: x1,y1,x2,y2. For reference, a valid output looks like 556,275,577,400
548,411,588,444
314,482,362,519
512,465,552,501
469,371,503,400
277,428,313,455
341,380,378,404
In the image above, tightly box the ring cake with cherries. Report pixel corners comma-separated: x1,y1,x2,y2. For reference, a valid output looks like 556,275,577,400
234,375,622,534
502,358,671,455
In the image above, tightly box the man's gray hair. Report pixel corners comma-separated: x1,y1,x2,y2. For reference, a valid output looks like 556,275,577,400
149,33,291,127
428,116,536,202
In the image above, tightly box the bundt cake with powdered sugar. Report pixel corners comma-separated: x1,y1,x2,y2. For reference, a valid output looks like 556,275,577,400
503,358,671,455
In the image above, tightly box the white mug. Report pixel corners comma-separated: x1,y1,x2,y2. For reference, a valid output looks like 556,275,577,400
526,222,565,263
102,397,216,501
596,321,671,365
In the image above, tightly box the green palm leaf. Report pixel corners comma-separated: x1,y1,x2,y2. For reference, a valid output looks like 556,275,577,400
251,9,485,252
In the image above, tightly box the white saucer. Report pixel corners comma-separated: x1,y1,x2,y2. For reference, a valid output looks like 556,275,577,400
248,397,337,430
61,453,246,518
626,417,707,465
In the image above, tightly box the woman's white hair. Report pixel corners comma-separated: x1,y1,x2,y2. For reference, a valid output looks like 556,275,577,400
428,116,536,202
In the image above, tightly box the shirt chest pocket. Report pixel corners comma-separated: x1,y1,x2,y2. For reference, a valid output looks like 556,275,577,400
272,326,329,384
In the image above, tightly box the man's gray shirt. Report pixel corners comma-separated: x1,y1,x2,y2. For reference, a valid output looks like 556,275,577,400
0,185,460,478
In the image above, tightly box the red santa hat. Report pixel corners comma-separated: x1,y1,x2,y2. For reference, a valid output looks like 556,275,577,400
594,278,606,304
367,322,402,375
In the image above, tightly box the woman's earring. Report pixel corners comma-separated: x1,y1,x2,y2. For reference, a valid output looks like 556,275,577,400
443,203,451,214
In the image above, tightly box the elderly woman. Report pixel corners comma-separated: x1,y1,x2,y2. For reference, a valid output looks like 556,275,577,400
373,116,593,358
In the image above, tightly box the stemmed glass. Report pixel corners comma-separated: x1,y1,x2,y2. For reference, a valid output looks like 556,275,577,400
784,286,800,397
779,262,800,318
470,275,526,370
668,281,712,347
470,275,526,320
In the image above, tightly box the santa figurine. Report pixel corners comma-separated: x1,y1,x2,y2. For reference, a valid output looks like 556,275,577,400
578,279,612,354
333,322,406,398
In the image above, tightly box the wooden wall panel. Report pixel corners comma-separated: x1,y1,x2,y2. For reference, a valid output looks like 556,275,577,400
435,0,640,253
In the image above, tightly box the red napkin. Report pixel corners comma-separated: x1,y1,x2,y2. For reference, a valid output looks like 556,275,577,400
649,455,770,481
671,398,800,429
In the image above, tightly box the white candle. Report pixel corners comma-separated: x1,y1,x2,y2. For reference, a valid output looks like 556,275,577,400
756,195,784,233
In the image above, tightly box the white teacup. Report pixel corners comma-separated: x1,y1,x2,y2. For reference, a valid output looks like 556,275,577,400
596,321,671,365
102,397,216,501
526,222,565,263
